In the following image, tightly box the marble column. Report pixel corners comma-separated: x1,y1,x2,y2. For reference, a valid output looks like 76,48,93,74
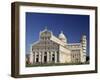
39,52,41,63
33,52,35,63
49,52,51,63
55,51,57,63
42,52,44,63
47,52,49,63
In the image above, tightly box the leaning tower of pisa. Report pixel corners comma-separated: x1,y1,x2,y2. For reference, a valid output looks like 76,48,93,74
81,35,87,63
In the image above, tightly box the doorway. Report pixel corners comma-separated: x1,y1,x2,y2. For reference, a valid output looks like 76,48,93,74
44,52,47,63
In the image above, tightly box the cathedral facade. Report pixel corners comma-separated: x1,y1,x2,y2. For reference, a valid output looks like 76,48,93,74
27,28,87,64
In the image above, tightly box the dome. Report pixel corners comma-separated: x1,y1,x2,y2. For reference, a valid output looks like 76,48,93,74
59,31,67,43
40,27,52,40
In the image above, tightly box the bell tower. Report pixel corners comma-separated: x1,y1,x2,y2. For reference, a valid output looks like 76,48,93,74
81,35,87,63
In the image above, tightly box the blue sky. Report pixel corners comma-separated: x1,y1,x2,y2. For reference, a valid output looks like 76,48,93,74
26,12,89,56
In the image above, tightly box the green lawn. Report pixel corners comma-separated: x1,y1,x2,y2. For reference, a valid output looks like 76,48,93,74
26,62,89,67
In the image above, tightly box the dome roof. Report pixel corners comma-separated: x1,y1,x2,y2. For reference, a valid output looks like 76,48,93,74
59,31,67,43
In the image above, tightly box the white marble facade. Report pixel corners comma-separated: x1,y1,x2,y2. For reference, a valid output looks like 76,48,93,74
28,28,87,64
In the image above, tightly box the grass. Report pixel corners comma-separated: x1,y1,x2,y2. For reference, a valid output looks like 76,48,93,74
26,62,89,67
